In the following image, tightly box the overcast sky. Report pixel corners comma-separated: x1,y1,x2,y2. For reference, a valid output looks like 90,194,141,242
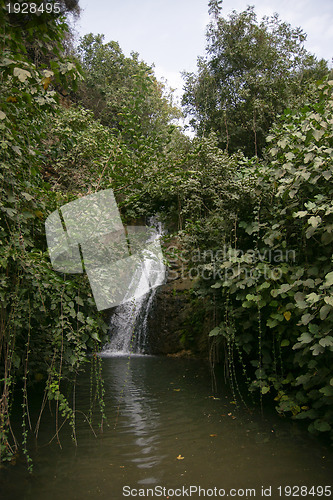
75,0,333,103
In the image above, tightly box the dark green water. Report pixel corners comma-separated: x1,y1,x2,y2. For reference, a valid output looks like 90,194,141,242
1,356,332,499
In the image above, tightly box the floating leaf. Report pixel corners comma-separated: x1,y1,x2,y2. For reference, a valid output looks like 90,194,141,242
7,95,17,103
176,454,184,460
42,76,52,90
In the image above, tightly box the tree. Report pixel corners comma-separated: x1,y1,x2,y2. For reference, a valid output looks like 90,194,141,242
182,6,328,157
75,34,180,142
208,0,223,20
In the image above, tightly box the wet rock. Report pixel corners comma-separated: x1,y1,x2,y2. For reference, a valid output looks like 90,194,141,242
146,274,210,357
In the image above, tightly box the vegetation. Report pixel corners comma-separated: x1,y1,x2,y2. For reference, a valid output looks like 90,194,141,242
196,79,333,438
0,0,332,469
182,5,328,156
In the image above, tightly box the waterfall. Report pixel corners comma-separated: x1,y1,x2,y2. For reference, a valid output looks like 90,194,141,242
101,219,165,356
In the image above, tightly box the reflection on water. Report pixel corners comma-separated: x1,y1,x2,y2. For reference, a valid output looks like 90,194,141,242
108,357,162,482
0,356,332,500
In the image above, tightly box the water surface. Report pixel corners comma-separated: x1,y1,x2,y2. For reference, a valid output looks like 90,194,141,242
1,356,332,499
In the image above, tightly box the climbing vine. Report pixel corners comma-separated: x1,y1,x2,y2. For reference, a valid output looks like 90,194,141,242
201,78,333,439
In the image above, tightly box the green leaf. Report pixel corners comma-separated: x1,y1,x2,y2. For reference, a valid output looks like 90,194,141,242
293,211,308,218
211,282,222,289
294,408,317,419
306,292,320,304
320,304,331,320
319,336,333,348
319,386,333,397
308,216,321,228
295,374,311,386
279,284,292,294
310,344,324,356
266,318,278,328
77,311,85,323
298,332,312,344
312,129,325,142
209,327,221,336
12,353,21,369
324,271,333,287
22,192,34,201
280,339,290,347
91,331,101,342
75,296,84,306
313,420,331,432
300,314,313,326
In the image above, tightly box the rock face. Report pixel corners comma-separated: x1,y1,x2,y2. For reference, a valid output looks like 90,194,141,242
146,273,210,357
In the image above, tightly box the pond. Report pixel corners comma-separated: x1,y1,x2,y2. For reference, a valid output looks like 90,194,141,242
1,355,332,499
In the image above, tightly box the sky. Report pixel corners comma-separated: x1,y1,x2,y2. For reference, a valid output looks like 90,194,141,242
75,0,333,104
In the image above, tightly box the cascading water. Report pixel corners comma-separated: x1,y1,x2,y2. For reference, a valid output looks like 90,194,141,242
101,219,165,356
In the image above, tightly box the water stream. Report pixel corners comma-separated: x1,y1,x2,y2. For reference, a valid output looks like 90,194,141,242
102,219,165,355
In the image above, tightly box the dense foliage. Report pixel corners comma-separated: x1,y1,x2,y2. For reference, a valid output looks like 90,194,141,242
0,1,112,467
76,34,180,141
201,79,333,438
